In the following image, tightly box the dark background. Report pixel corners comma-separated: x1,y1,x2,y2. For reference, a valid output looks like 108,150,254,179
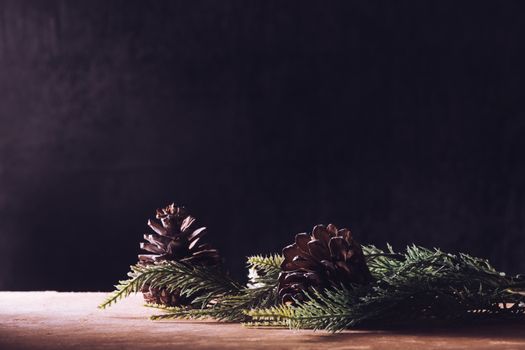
1,1,524,291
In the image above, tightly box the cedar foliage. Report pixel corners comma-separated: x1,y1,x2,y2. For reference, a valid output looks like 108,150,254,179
100,246,525,332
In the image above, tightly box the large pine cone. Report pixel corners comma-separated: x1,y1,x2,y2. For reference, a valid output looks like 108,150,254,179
138,203,221,306
278,224,372,304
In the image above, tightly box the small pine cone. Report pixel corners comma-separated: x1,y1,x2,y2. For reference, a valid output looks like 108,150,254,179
278,224,372,304
137,203,221,306
138,203,221,265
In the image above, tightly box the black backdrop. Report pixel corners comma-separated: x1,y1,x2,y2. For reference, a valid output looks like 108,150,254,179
1,1,524,291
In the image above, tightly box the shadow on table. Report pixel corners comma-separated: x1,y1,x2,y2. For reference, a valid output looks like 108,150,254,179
303,320,525,343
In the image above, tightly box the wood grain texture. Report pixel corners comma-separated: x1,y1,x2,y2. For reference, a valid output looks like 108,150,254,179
0,292,524,350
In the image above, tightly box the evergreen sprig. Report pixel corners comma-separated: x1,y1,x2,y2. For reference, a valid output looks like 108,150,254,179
246,288,356,331
246,254,283,276
148,254,282,321
247,245,525,331
98,261,241,309
149,285,274,322
101,245,525,332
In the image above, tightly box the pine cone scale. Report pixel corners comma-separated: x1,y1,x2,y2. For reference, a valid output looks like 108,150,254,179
329,237,349,260
282,245,302,263
312,225,331,244
307,239,331,260
295,233,311,251
180,216,195,232
188,227,207,242
291,257,316,270
138,254,157,263
140,242,164,254
144,233,172,246
148,219,168,236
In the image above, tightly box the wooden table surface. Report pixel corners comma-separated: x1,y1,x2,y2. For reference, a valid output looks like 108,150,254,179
0,292,524,350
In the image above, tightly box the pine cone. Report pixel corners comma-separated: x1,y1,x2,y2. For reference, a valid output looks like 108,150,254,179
278,224,372,304
138,203,221,306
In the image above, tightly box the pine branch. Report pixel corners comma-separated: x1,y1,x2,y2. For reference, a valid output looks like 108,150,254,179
247,245,525,331
246,288,359,331
247,254,283,276
242,320,290,328
150,286,276,322
147,304,222,320
101,245,525,332
245,304,295,326
149,255,282,321
98,261,241,309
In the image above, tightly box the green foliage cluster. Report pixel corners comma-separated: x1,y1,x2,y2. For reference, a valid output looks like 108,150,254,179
98,261,241,309
146,254,283,322
248,245,525,331
100,246,525,332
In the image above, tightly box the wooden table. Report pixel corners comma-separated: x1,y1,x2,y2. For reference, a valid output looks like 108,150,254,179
0,292,524,350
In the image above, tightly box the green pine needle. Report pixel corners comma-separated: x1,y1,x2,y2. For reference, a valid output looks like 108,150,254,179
148,254,283,322
100,246,525,332
247,254,283,276
247,245,525,332
98,261,241,309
